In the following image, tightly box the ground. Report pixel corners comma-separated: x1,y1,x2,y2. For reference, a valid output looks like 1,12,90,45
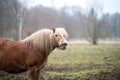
0,44,120,80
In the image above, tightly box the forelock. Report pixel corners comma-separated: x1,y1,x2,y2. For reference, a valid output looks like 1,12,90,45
55,28,68,39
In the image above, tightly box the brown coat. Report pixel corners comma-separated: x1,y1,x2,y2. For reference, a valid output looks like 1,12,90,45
0,38,47,80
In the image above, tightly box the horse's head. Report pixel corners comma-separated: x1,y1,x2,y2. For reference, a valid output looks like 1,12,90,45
52,28,68,50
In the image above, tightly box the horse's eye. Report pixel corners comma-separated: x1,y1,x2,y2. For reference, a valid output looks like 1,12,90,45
55,34,58,37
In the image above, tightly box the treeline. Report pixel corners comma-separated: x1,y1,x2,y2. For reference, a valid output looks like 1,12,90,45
0,0,120,44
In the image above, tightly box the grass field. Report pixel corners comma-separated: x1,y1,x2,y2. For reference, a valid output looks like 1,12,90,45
0,44,120,80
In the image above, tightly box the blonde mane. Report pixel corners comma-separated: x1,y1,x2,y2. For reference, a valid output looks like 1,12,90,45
21,28,68,55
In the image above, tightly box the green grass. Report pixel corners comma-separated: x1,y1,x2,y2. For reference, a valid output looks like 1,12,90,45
44,44,120,80
0,44,120,80
48,44,120,65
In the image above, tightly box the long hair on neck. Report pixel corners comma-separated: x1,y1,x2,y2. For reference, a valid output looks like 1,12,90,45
21,29,55,55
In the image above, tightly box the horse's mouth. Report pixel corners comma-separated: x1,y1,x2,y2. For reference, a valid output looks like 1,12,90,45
59,44,67,50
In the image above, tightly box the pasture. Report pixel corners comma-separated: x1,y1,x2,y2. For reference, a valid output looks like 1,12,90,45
0,44,120,80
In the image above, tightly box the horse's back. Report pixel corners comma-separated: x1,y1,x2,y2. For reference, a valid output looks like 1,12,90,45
0,38,8,46
0,38,23,54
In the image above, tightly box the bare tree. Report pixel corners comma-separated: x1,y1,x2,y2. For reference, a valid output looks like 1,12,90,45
88,8,98,44
86,1,102,44
0,0,15,38
18,0,26,40
9,0,26,40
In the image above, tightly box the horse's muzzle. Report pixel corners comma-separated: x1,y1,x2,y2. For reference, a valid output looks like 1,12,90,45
59,42,67,50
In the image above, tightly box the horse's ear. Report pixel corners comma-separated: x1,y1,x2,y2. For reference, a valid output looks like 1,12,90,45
52,28,55,33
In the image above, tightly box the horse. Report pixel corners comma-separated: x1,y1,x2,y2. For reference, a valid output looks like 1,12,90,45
0,28,68,80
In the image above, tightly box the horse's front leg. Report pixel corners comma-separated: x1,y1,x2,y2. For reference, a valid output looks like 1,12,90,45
28,67,40,80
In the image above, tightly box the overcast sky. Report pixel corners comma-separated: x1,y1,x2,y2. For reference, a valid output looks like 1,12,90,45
26,0,120,14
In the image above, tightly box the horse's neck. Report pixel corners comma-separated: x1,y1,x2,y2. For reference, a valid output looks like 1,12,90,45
21,31,55,56
22,40,55,57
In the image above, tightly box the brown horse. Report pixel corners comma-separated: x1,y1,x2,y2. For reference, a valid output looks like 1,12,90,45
0,28,68,80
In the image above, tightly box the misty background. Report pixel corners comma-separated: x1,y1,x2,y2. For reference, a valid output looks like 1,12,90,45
0,0,120,44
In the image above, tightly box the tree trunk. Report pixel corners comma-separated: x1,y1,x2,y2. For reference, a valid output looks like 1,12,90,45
19,17,23,40
92,22,97,45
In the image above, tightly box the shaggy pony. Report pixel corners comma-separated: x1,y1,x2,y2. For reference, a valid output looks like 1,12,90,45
0,28,68,80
